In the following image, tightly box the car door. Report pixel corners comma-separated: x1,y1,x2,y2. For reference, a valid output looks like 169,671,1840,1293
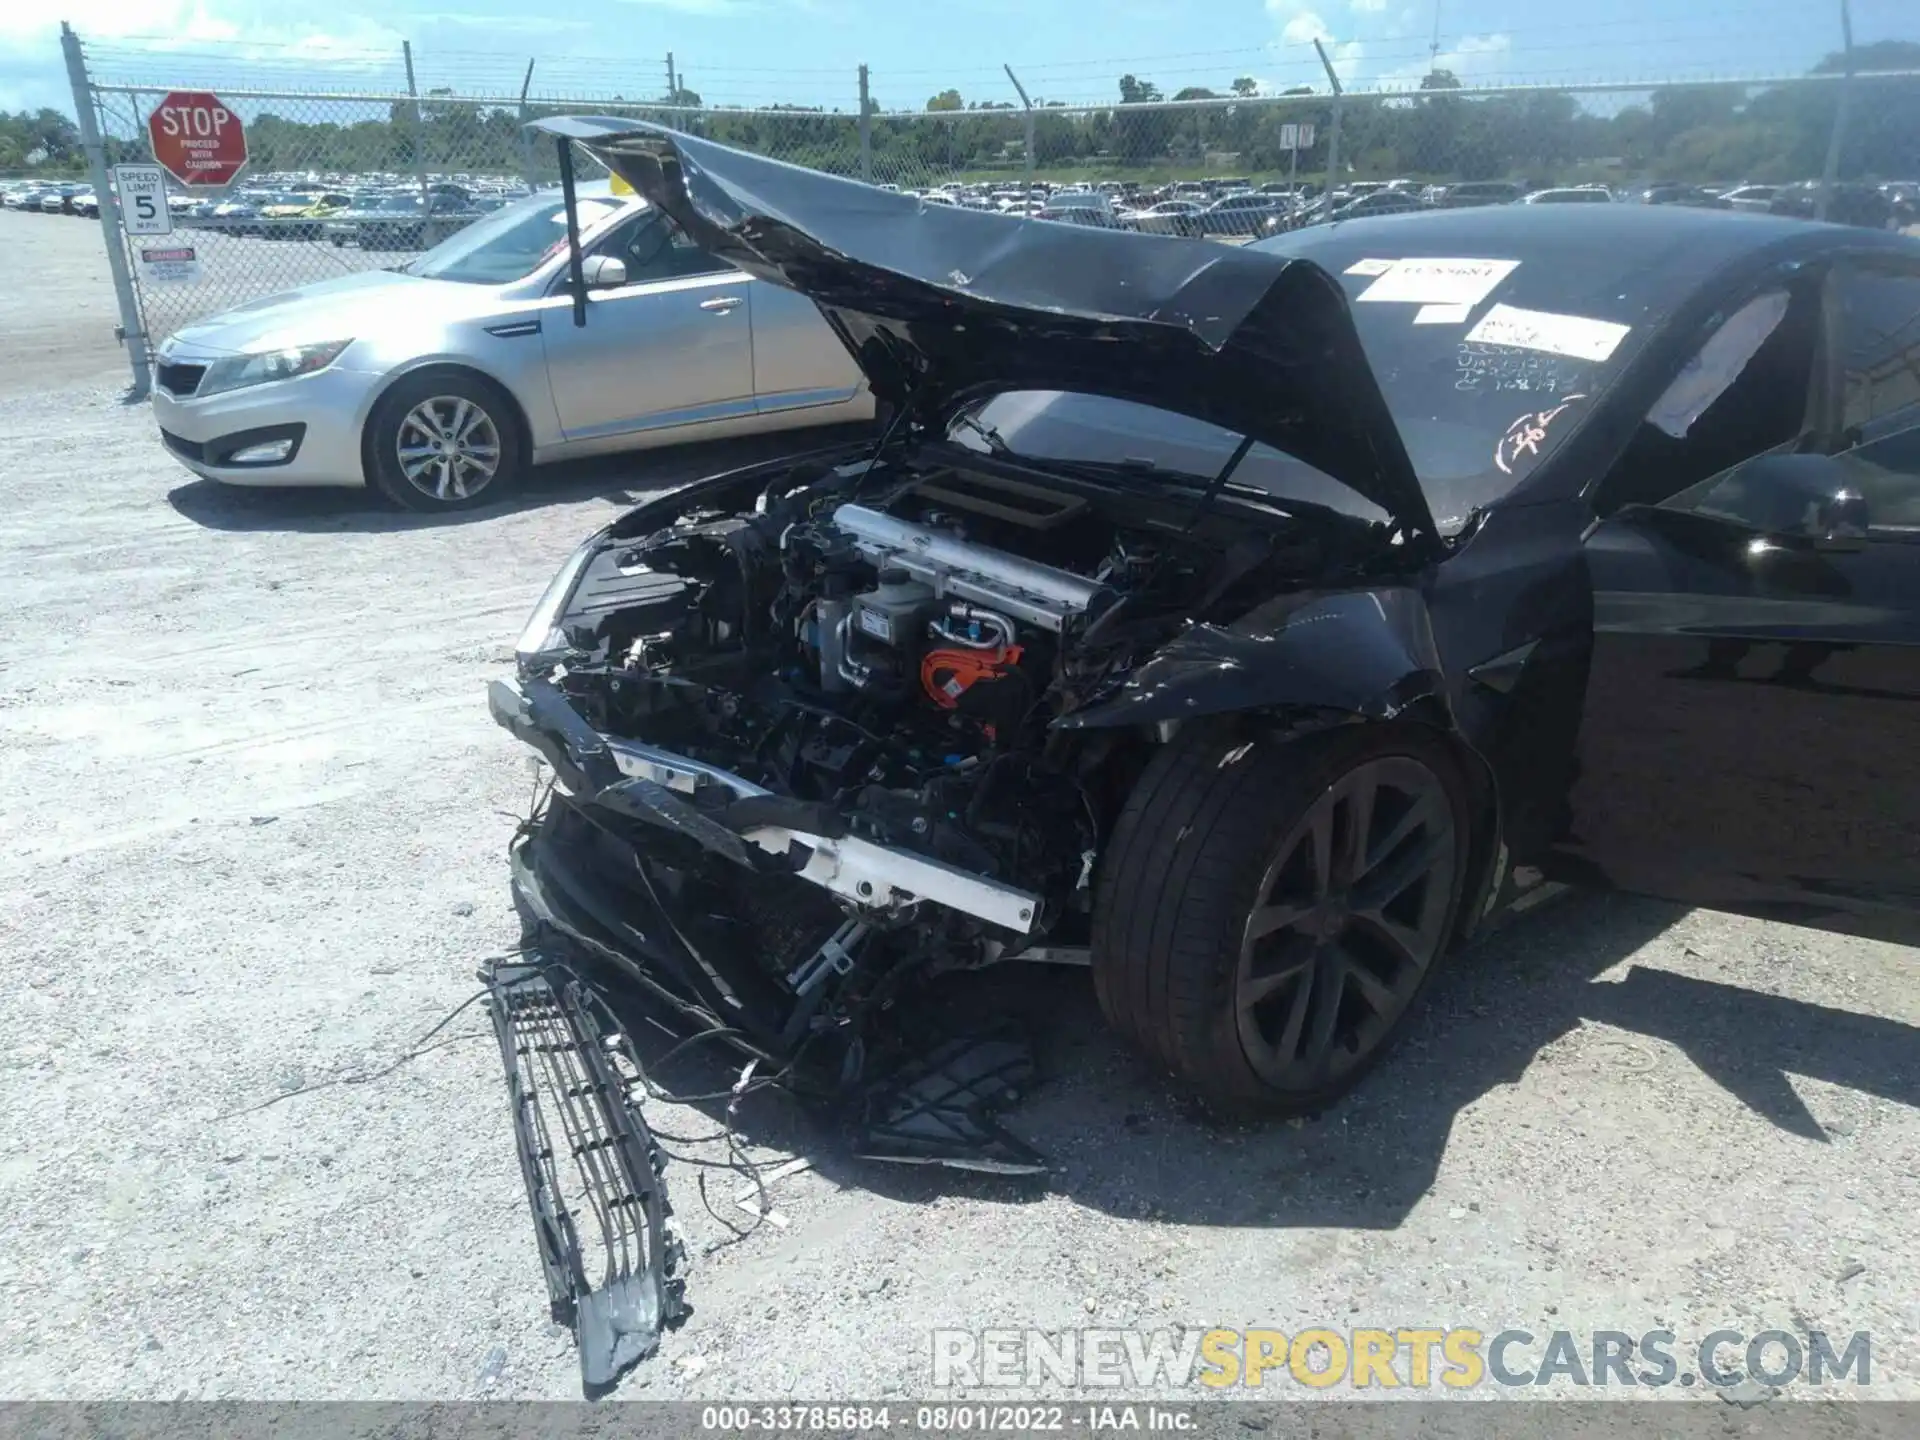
740,278,866,418
1553,256,1920,933
539,211,755,443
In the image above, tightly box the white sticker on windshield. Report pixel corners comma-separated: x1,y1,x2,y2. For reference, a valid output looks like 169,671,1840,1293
1413,302,1473,325
1466,303,1630,362
1356,257,1518,307
1345,258,1395,277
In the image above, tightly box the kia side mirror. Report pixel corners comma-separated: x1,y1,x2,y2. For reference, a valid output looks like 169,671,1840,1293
581,254,628,290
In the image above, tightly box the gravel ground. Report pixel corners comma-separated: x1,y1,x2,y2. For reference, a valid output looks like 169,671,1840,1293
0,206,1916,1407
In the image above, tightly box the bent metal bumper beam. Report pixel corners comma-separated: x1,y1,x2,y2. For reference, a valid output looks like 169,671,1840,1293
487,678,1041,935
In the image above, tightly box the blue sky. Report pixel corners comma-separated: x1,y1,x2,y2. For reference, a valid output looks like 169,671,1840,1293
3,1,1911,118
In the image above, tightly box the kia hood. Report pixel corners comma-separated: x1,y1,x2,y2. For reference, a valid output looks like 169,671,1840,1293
160,269,511,357
533,116,1437,546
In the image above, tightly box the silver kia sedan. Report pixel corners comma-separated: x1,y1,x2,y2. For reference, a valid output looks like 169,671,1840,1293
150,183,872,511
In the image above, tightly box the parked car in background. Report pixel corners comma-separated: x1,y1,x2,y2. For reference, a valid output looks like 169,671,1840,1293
1044,187,1115,217
322,191,389,245
1524,187,1614,205
1768,181,1895,230
148,182,873,512
353,192,480,249
1720,184,1779,213
1122,199,1203,235
1634,184,1731,209
206,195,264,235
1037,203,1125,228
1438,180,1522,208
257,190,351,240
1190,191,1294,236
72,189,99,219
1260,189,1425,233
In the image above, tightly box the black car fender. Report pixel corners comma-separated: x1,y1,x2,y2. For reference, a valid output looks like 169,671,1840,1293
1058,584,1508,938
1055,586,1450,732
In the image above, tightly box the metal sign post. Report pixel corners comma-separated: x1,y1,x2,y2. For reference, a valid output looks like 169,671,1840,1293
60,22,151,397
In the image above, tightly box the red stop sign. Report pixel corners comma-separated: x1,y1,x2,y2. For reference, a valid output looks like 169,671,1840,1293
148,91,248,188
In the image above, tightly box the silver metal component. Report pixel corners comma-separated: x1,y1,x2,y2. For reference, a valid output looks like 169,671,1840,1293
608,737,772,797
831,503,1110,633
816,596,852,692
929,603,1017,651
592,732,1040,933
834,613,873,689
787,919,870,994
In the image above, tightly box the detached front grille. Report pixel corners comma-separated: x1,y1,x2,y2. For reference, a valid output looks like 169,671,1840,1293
156,362,206,397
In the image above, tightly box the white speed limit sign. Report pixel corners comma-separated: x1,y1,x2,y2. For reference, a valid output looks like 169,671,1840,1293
113,163,173,236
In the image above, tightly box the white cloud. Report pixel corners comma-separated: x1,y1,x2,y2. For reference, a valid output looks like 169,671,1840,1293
1350,0,1389,12
1266,1,1367,84
1267,1,1328,47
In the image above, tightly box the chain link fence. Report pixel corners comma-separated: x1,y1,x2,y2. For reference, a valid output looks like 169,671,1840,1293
46,27,1920,394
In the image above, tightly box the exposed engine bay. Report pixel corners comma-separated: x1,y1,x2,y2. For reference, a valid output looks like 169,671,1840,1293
499,444,1399,1069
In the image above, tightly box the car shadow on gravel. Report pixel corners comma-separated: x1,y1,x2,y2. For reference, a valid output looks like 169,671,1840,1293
164,426,872,534
630,889,1920,1230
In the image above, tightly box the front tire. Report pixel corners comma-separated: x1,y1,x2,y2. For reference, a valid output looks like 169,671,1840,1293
1092,722,1471,1113
364,371,522,512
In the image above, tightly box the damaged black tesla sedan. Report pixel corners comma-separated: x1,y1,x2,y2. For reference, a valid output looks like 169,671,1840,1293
492,122,1920,1161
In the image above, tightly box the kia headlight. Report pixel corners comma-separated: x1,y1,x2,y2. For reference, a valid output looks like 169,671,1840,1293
198,339,353,397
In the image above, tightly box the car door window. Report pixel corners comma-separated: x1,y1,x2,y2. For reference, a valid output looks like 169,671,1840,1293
1594,274,1823,513
609,214,737,285
1830,260,1920,533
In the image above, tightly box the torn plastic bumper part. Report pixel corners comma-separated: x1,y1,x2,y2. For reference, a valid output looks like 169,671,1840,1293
486,956,686,1395
487,676,1043,934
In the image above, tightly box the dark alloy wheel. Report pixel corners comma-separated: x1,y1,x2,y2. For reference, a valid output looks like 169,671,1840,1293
1234,755,1457,1091
1093,723,1472,1112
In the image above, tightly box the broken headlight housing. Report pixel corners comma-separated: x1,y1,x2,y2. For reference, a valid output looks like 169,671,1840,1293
514,534,599,667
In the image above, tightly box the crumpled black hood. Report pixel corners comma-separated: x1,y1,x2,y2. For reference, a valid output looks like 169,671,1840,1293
532,117,1436,545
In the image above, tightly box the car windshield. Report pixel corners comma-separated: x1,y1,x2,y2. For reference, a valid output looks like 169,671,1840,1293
953,228,1694,535
402,191,628,285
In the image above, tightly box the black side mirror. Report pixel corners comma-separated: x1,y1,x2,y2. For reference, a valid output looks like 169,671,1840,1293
1689,452,1873,552
1810,487,1869,552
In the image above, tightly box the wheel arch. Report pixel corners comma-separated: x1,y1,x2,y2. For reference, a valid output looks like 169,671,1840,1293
358,360,534,484
1062,583,1505,894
